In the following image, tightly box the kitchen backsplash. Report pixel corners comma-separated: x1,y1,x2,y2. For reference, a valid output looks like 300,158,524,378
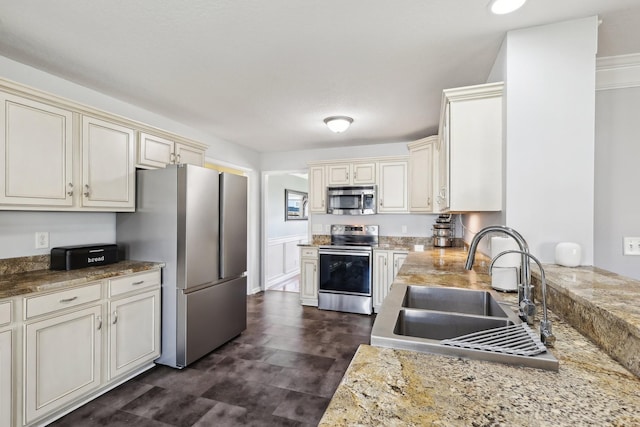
311,234,464,249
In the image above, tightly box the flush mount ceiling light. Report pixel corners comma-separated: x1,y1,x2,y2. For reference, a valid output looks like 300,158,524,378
324,116,353,133
488,0,526,15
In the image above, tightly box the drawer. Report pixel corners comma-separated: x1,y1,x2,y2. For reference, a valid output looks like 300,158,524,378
109,270,160,298
0,300,11,326
301,248,318,258
25,283,102,319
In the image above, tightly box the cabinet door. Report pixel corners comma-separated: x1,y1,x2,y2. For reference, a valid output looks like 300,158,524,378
327,164,351,186
0,329,12,427
82,116,135,209
393,253,407,278
108,289,160,380
24,305,102,424
409,141,434,212
309,166,326,213
0,92,74,206
378,161,408,213
175,143,205,166
436,116,449,213
300,257,318,306
372,251,390,312
138,132,175,168
352,162,376,184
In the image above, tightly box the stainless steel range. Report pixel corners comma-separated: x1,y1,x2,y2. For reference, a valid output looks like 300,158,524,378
318,224,379,315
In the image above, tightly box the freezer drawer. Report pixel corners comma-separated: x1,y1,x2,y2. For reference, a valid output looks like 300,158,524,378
176,276,247,367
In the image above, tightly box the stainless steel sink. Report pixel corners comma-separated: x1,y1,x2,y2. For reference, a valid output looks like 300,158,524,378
395,309,514,340
371,283,559,371
402,285,509,317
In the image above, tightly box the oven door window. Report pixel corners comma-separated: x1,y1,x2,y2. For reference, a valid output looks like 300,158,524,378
319,252,371,295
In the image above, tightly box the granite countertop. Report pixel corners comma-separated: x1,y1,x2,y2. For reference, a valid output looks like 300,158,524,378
320,247,640,426
0,260,164,299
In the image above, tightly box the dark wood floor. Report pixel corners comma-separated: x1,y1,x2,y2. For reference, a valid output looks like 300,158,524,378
50,291,375,427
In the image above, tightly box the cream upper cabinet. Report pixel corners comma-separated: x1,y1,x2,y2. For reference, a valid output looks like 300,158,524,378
309,165,326,213
378,159,408,213
0,92,74,207
138,132,205,168
175,142,205,166
82,116,135,210
327,162,376,186
408,136,437,213
438,82,503,212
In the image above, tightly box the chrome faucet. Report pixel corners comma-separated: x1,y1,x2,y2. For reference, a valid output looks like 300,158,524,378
490,250,556,347
464,225,536,324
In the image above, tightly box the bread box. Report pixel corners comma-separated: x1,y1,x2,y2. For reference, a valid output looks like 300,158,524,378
50,244,118,270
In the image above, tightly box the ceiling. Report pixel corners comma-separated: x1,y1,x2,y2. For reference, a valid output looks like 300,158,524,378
1,1,639,153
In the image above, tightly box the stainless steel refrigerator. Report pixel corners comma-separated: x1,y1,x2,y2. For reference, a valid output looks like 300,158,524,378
116,164,247,368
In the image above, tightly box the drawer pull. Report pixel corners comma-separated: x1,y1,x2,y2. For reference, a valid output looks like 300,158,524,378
113,311,118,324
132,280,145,285
59,296,78,303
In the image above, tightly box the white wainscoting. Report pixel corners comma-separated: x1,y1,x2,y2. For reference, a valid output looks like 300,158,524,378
266,234,307,289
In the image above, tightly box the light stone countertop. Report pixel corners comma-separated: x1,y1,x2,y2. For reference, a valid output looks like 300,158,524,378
320,247,640,426
0,260,164,299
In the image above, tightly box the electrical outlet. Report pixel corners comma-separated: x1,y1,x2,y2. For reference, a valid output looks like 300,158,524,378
35,231,49,249
623,237,640,256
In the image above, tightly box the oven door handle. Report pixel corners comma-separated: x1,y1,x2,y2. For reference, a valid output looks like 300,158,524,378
319,250,371,257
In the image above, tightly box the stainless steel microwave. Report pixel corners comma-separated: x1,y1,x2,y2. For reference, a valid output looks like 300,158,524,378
326,185,377,215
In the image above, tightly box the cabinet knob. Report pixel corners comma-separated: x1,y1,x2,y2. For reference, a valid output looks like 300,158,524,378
176,154,181,164
97,316,102,331
380,198,383,207
112,311,118,324
83,184,90,197
67,183,74,196
170,153,176,163
346,172,349,180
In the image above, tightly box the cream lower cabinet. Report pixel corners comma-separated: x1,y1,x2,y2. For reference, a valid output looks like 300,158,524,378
108,289,160,380
373,250,408,312
24,304,103,424
11,268,161,427
300,247,319,306
1,299,13,427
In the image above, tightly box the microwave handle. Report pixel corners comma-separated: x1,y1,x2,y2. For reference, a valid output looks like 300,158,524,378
360,194,365,214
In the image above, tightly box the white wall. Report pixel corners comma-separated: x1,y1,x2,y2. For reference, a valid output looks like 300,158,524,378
594,86,640,280
0,55,263,293
0,212,114,258
266,174,308,238
469,17,598,264
261,141,412,171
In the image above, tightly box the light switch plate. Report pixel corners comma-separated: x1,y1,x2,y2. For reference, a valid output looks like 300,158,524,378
623,237,640,255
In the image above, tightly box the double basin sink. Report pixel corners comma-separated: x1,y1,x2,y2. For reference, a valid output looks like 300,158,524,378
371,284,559,371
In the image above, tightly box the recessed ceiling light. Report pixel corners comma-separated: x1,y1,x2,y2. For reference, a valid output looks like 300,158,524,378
324,116,353,133
489,0,526,15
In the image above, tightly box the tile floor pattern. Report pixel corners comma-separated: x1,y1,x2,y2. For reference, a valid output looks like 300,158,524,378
49,291,375,427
